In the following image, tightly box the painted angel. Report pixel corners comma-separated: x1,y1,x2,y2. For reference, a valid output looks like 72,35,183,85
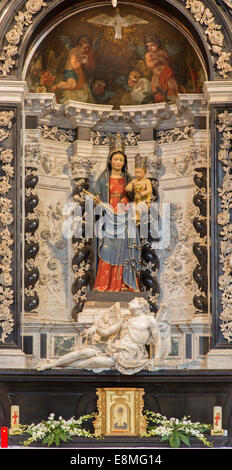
50,34,100,102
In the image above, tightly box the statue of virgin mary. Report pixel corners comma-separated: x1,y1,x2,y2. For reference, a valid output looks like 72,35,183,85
93,133,141,292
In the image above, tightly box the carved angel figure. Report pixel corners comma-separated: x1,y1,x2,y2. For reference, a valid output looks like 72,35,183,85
37,298,170,374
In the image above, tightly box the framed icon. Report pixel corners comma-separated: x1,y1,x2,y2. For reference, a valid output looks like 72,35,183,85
94,388,146,436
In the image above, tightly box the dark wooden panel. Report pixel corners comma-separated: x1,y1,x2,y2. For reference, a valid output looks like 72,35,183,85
0,370,232,434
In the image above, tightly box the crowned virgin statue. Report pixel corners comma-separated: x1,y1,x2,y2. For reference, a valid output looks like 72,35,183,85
93,133,141,292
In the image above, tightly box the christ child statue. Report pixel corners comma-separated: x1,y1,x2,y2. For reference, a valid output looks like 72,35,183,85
125,154,152,206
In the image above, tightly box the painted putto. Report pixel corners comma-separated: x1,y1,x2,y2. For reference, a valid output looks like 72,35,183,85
25,5,206,107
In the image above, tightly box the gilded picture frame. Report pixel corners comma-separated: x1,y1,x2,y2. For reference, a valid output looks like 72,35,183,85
94,387,147,436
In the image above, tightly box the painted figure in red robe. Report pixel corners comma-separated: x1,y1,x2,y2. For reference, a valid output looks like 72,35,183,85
145,34,183,104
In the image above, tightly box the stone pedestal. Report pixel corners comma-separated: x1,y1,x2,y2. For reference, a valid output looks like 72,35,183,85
0,350,26,369
207,349,232,369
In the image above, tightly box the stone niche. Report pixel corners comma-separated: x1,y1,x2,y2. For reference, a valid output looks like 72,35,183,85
21,92,210,372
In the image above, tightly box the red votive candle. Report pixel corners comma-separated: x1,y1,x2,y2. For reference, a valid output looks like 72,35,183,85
1,427,8,448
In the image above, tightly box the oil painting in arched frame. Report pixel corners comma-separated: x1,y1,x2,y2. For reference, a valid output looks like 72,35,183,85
24,3,208,107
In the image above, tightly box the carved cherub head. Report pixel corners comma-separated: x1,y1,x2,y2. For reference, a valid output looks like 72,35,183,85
174,153,190,175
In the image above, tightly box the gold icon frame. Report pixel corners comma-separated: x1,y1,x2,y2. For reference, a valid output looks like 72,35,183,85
94,387,147,436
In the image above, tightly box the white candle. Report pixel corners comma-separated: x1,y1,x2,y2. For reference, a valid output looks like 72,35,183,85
11,406,19,429
213,406,222,431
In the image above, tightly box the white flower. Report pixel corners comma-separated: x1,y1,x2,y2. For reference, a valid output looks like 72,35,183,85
0,149,13,163
188,0,205,20
6,45,18,57
212,45,222,55
207,29,224,47
6,29,21,45
15,11,25,23
26,0,47,15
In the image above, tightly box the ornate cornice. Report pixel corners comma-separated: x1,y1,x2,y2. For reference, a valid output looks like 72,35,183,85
203,80,232,103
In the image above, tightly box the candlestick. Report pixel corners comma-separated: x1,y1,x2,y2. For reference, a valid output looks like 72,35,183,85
1,427,8,448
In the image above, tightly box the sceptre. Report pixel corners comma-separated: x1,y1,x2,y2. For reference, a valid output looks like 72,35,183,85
82,189,115,213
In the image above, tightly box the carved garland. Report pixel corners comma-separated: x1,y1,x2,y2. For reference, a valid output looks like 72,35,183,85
0,110,15,343
91,131,141,147
0,0,50,76
217,110,232,343
38,125,76,143
183,0,232,78
157,126,193,144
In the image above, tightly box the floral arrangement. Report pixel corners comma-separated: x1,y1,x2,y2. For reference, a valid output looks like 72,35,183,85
20,412,96,447
143,411,212,448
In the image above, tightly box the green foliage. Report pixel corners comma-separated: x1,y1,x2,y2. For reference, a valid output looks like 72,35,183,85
142,411,213,448
20,412,96,447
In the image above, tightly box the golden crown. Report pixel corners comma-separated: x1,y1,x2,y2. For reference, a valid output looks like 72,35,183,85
109,132,125,156
135,153,148,169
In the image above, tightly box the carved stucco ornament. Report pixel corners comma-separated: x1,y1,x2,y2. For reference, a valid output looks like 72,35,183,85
183,0,232,78
157,126,193,144
216,110,232,342
0,111,15,343
0,0,49,76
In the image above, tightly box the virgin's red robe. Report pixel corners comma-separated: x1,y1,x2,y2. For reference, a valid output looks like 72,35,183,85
94,177,139,292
